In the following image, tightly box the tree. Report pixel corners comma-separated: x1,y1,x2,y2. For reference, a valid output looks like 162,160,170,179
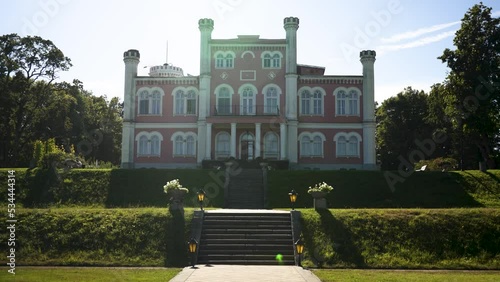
0,34,72,166
376,87,434,170
438,3,500,170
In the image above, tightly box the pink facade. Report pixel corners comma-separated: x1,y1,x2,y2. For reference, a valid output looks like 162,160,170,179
121,18,377,170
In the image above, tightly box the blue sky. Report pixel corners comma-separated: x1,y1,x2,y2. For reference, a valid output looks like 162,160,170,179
1,0,499,103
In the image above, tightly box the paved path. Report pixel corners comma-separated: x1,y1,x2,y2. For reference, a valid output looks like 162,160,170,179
169,265,321,282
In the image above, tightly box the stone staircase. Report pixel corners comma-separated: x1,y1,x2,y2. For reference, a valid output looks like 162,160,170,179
197,211,295,265
227,169,265,209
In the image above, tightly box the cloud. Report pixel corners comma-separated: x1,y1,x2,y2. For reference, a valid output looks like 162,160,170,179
381,21,460,43
492,10,500,17
377,30,456,55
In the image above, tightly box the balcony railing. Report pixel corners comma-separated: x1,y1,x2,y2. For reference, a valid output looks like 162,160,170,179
214,105,280,116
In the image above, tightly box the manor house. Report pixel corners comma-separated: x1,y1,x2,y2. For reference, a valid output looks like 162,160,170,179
121,17,377,170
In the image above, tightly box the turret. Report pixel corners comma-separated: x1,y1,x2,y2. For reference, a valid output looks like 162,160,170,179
284,17,299,74
360,50,376,122
121,49,140,169
123,49,140,121
199,18,214,75
360,50,377,169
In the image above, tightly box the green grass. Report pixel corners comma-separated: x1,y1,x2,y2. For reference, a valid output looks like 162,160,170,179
313,269,500,282
0,267,181,282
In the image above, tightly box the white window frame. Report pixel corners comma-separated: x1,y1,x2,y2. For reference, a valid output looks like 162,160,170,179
238,84,258,116
136,87,165,116
214,51,235,69
334,132,362,158
298,86,325,116
214,84,234,114
262,84,282,114
215,132,231,159
261,51,282,69
263,132,279,159
171,131,197,157
172,86,198,116
334,87,361,116
298,132,325,158
135,131,163,157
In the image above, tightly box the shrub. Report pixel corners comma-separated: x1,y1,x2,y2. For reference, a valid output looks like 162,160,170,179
415,157,458,171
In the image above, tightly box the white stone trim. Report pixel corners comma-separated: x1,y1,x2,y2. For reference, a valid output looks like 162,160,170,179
334,131,362,158
135,123,198,129
241,50,256,59
240,70,256,81
135,131,163,157
333,86,362,117
171,86,199,116
298,131,325,158
261,50,283,69
136,87,165,116
298,86,326,116
298,123,363,129
238,83,258,115
171,131,198,157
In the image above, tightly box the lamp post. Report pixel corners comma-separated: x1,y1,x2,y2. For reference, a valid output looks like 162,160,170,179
295,238,304,267
188,238,198,267
288,190,297,210
197,189,205,211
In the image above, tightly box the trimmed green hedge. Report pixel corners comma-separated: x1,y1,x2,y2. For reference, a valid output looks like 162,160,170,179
301,208,500,269
1,169,498,208
0,208,193,267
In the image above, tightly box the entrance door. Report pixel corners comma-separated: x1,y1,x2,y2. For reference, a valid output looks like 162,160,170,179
240,133,254,160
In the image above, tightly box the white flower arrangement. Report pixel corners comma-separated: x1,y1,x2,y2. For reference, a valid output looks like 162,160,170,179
307,182,333,194
163,179,189,194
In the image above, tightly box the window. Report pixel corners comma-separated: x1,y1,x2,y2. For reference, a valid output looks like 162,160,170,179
263,53,271,68
264,132,279,159
172,132,197,157
299,87,324,115
137,88,164,115
299,132,325,157
272,54,281,68
265,86,279,114
217,86,231,114
215,51,235,69
335,88,360,116
262,51,282,69
216,132,230,159
241,86,255,115
334,132,361,157
136,132,163,157
139,91,149,115
216,54,224,68
173,87,198,115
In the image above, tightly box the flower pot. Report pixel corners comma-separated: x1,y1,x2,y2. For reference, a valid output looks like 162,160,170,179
169,189,188,211
309,191,328,209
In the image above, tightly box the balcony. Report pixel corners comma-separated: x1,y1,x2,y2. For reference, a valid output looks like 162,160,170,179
213,105,280,116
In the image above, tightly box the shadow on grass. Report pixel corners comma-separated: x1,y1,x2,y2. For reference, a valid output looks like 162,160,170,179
305,209,366,268
164,208,188,267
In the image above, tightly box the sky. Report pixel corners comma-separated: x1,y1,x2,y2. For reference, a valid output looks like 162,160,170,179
1,0,499,104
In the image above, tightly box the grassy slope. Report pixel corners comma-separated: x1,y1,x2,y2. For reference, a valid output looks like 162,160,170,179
268,170,500,208
300,208,500,269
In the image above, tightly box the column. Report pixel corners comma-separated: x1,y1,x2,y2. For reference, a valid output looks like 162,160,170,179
255,123,261,158
280,123,287,160
205,123,212,159
287,120,298,164
230,123,237,158
197,121,206,163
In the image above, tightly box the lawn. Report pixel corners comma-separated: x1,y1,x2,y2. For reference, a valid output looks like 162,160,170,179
0,267,181,282
313,269,500,282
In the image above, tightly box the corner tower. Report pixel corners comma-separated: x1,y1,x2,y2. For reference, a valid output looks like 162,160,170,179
121,49,140,169
197,18,214,164
360,50,377,169
284,17,300,165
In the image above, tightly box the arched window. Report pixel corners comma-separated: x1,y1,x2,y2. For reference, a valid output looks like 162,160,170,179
186,90,197,114
336,88,360,116
337,90,347,115
136,132,163,157
300,135,311,157
264,132,279,159
312,136,322,156
225,53,234,68
272,53,281,68
348,136,358,156
301,90,311,115
216,132,230,159
139,90,149,115
216,53,224,68
265,87,279,114
186,136,195,156
300,132,325,157
313,89,323,115
173,88,197,115
138,135,148,155
337,136,347,156
150,135,160,156
175,89,184,115
217,87,231,114
334,132,361,157
263,53,271,68
151,90,161,115
241,86,255,115
174,135,184,156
